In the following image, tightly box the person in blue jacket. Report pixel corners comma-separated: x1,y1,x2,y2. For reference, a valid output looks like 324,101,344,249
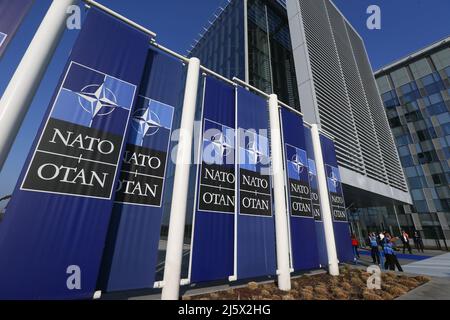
383,233,403,272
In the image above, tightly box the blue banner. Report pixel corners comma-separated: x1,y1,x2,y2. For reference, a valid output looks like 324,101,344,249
190,76,235,283
320,135,354,263
0,0,34,57
236,87,276,279
99,49,184,292
0,9,149,299
304,126,328,267
280,109,319,271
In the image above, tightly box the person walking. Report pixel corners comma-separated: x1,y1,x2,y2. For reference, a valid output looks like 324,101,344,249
383,233,403,272
369,232,380,265
413,231,425,253
351,234,360,260
401,230,412,254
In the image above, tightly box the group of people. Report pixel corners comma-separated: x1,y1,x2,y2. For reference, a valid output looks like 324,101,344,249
350,230,425,272
367,231,403,271
395,230,425,254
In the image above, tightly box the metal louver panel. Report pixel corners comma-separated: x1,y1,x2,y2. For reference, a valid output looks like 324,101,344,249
298,0,365,175
296,0,408,192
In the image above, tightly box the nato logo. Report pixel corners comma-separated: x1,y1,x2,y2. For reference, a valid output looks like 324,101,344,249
51,62,136,136
129,97,174,150
202,119,234,165
286,145,308,181
0,32,7,47
240,130,269,172
326,165,341,193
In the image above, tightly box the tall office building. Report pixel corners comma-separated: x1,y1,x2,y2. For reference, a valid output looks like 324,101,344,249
189,0,412,240
375,38,450,246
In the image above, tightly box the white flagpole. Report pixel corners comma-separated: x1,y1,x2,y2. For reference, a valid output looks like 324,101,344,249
268,94,291,291
161,57,200,300
311,124,340,276
0,0,77,171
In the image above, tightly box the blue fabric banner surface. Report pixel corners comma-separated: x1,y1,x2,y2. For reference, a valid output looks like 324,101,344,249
280,109,319,271
236,87,276,279
0,9,149,299
190,76,235,283
99,49,185,292
304,127,328,267
320,135,354,263
0,0,34,58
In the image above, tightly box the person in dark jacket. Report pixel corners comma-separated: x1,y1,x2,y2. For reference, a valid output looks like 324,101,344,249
401,230,412,254
383,233,403,272
413,231,425,253
368,232,380,265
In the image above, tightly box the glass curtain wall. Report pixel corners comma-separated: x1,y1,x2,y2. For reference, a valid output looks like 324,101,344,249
189,0,246,80
376,45,450,244
247,0,300,110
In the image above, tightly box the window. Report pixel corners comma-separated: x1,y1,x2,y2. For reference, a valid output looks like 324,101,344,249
416,129,431,142
405,166,418,177
389,116,402,128
405,101,419,112
423,93,447,116
376,75,391,94
399,81,421,103
400,81,418,94
408,176,422,189
427,102,447,116
396,134,411,146
381,90,399,108
386,108,398,119
398,146,410,157
423,92,443,105
421,72,445,95
400,155,414,167
405,110,423,123
417,151,438,164
431,48,450,71
444,147,450,159
437,113,450,125
411,189,425,201
441,199,450,211
432,174,444,186
391,68,411,87
421,72,441,86
414,201,429,213
410,58,432,79
442,123,450,135
429,127,438,139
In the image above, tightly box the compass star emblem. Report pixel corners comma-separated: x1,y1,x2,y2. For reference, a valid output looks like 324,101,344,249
77,82,119,126
247,141,263,164
329,171,339,188
292,154,305,174
131,108,161,142
211,132,232,157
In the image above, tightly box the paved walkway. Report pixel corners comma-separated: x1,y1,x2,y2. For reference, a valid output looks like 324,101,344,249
357,250,450,300
396,277,450,300
356,248,445,268
402,253,450,278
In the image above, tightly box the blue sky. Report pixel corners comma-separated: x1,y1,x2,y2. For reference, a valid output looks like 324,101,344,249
0,0,449,200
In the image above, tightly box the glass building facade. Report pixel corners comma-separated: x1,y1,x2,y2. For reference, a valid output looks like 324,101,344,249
189,0,442,246
189,0,300,109
189,0,421,247
375,39,450,247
